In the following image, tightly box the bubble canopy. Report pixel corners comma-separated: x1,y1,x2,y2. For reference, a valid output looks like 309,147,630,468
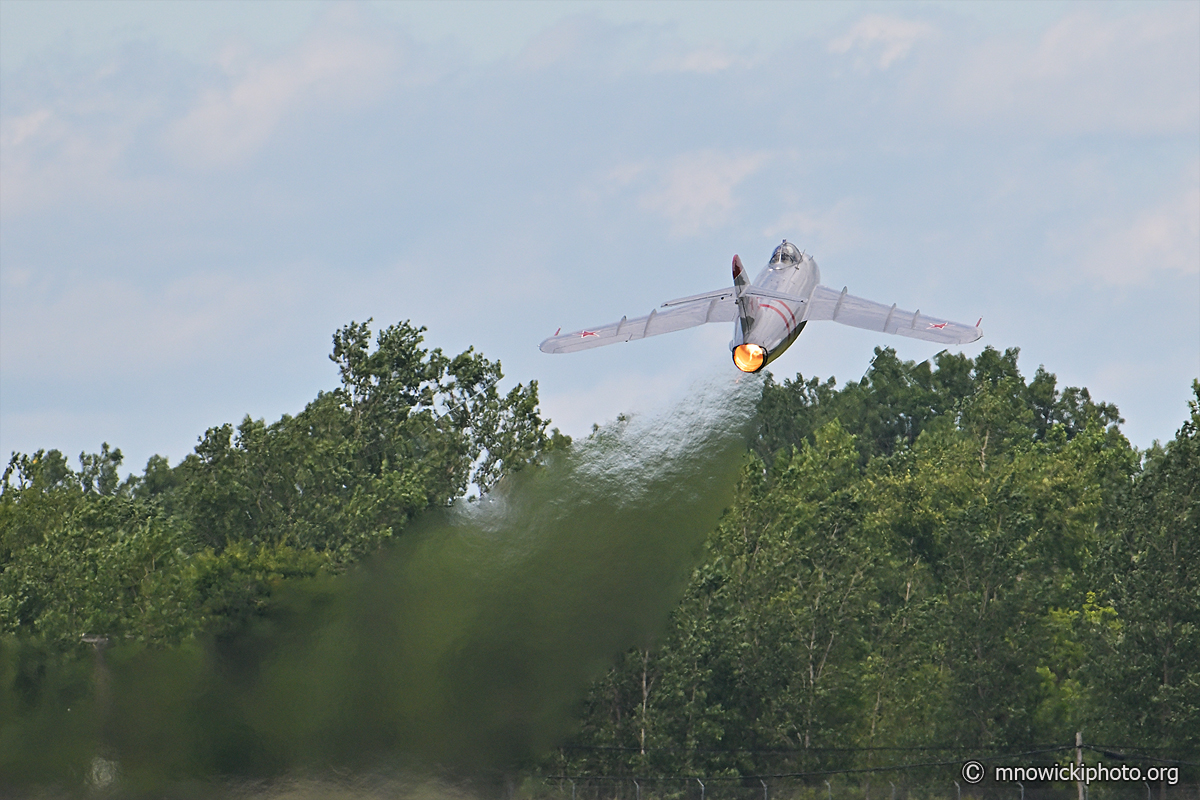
770,240,802,267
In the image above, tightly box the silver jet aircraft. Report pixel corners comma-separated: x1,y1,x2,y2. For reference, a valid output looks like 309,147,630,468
540,241,983,373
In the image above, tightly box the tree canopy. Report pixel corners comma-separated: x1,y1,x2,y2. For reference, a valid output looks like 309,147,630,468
0,321,564,783
1,330,1196,791
552,352,1197,782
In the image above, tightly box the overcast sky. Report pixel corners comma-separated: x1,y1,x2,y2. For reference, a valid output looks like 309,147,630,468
2,0,1198,474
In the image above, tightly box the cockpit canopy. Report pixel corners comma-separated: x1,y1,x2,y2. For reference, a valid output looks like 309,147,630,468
770,240,802,267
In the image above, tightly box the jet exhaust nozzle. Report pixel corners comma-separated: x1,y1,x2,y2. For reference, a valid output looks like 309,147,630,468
732,343,766,373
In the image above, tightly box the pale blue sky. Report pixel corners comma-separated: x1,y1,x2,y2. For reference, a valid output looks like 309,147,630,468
2,0,1197,473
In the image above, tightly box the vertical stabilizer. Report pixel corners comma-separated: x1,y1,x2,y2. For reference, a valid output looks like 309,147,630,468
732,255,750,293
732,255,755,342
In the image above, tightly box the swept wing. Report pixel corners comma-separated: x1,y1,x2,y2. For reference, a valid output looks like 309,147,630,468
539,289,738,354
805,285,982,345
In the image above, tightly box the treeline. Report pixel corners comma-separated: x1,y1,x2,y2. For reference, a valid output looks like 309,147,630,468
550,349,1199,778
0,320,559,650
1,322,1197,787
0,320,565,780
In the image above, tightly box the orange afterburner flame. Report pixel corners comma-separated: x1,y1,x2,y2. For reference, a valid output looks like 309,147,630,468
732,343,766,373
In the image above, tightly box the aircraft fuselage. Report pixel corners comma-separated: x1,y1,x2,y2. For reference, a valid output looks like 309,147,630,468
730,241,820,372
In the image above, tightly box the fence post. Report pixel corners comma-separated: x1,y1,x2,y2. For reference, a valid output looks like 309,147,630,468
761,779,768,800
1076,732,1085,800
954,781,961,800
825,780,832,800
1018,783,1024,800
635,780,640,800
890,781,895,800
570,779,576,800
698,778,705,800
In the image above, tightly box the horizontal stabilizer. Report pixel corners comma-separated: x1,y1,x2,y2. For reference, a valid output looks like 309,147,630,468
661,287,736,307
742,286,809,305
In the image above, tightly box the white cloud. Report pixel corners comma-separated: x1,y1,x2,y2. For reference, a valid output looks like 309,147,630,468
947,6,1200,136
828,15,936,70
1,269,297,382
651,43,741,74
764,200,861,254
636,150,771,238
583,160,651,200
0,98,160,216
515,15,595,72
166,18,403,167
3,107,52,147
513,13,752,77
0,4,414,215
1060,179,1200,287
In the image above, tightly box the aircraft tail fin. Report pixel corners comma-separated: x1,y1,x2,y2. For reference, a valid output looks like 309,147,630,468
732,255,755,342
732,255,750,294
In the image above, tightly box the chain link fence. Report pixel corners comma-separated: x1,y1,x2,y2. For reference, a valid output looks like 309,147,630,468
520,777,1200,800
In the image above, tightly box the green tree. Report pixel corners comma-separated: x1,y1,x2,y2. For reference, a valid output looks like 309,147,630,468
1084,381,1200,752
868,416,1124,748
165,320,555,563
1,319,563,787
558,347,1140,779
562,423,880,776
755,346,1122,465
0,448,199,647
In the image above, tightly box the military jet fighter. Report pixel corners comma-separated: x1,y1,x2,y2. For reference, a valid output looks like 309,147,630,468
540,241,983,373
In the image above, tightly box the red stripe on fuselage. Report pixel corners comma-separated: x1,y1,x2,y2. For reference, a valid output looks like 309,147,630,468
760,301,798,332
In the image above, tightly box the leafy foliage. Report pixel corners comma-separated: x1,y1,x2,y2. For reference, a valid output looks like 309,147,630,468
0,320,561,781
556,349,1195,778
1083,380,1200,750
3,332,1197,786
